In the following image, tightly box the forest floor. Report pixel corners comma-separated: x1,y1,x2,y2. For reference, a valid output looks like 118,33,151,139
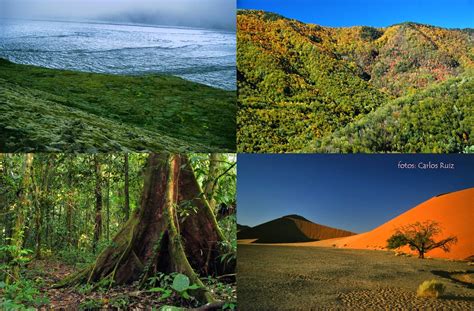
19,258,237,310
28,260,82,309
237,245,474,310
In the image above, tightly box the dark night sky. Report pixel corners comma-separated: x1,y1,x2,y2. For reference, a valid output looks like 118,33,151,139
237,154,474,233
238,0,474,28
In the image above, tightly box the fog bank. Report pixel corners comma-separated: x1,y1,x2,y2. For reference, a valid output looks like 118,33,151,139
1,0,236,30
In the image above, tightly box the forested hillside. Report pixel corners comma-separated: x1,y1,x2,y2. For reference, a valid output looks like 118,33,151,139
0,153,236,309
237,10,474,152
315,76,474,153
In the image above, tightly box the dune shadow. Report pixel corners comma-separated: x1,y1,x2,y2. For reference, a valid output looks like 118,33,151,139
239,217,317,243
254,218,318,243
431,270,474,289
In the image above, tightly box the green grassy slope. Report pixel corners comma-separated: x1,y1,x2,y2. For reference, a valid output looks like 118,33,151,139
237,10,473,153
0,79,210,152
0,58,236,152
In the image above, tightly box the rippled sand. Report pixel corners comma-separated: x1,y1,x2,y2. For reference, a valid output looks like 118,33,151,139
238,245,473,310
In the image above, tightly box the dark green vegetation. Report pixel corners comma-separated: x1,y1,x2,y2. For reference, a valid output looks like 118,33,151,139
237,10,474,152
238,245,474,310
316,76,474,153
237,215,354,243
0,153,237,310
0,59,236,152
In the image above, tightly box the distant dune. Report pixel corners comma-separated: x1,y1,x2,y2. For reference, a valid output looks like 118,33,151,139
238,214,355,243
237,224,251,232
304,188,474,260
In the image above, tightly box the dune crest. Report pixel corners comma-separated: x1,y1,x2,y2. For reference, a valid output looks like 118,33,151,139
238,214,355,243
309,188,474,260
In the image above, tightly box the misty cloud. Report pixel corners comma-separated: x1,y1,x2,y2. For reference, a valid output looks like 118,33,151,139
1,0,236,30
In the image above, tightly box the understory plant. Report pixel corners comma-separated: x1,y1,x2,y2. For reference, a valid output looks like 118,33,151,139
0,279,49,310
147,273,201,302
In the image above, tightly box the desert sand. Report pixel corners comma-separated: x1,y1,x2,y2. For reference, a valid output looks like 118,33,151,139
237,214,354,243
238,245,474,310
275,188,473,260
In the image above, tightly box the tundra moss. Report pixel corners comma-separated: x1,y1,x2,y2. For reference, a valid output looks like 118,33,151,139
0,59,236,152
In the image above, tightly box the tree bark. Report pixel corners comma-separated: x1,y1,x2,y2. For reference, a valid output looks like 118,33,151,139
203,154,219,211
123,153,130,221
419,247,425,259
0,154,10,245
33,155,54,259
57,153,232,304
179,155,234,276
66,155,75,247
8,154,33,283
93,155,103,254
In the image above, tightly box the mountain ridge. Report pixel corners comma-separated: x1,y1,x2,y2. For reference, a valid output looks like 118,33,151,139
238,10,473,30
237,9,473,153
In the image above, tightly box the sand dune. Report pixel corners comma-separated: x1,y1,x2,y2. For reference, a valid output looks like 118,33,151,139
237,214,355,243
237,224,251,232
301,188,474,260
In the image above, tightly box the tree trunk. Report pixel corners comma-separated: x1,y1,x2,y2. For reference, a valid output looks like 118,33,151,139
179,155,234,276
0,154,10,245
123,153,130,221
66,156,75,247
8,154,33,283
57,153,232,304
66,201,73,245
93,155,103,254
33,155,54,259
203,154,219,211
34,193,42,259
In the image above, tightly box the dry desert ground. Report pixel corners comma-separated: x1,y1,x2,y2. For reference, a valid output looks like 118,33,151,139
237,245,473,310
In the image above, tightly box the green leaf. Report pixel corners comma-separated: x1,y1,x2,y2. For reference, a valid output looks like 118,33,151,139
223,302,237,310
181,291,191,300
159,306,185,311
187,284,201,290
160,289,172,300
171,273,189,292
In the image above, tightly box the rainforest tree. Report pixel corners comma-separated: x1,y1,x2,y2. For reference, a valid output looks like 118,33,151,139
0,153,236,310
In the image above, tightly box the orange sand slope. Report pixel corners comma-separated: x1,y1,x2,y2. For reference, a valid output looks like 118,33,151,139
307,188,474,260
237,214,355,243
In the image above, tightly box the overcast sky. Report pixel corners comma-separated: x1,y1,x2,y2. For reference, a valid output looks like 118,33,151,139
1,0,236,30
